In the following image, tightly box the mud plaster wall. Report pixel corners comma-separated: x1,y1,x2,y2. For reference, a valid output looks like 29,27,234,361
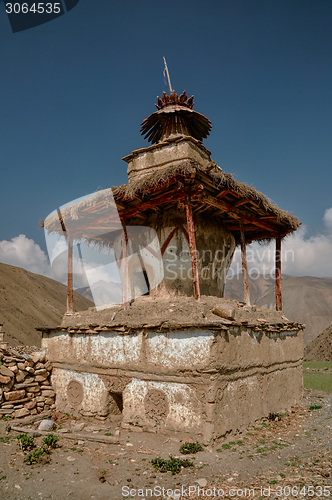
42,326,303,442
126,139,212,184
147,210,235,298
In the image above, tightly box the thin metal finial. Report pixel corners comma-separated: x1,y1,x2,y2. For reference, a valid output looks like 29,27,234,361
163,57,173,92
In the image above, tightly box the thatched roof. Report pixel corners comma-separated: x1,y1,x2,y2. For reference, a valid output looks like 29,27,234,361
42,160,300,246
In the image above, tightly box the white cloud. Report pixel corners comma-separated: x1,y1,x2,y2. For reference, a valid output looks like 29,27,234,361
229,208,332,279
0,234,84,287
0,235,52,277
323,208,332,234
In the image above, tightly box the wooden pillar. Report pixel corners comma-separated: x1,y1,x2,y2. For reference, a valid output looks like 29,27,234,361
239,222,250,306
66,236,74,313
275,235,282,311
185,195,200,301
121,223,129,310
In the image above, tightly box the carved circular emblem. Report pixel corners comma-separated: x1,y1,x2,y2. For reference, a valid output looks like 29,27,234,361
144,389,169,424
67,380,83,407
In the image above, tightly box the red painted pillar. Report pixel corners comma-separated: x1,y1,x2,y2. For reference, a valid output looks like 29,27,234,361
239,222,250,306
66,236,74,313
275,235,282,311
185,195,200,301
121,223,129,310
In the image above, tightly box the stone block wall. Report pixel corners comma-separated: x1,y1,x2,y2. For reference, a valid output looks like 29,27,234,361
0,341,55,419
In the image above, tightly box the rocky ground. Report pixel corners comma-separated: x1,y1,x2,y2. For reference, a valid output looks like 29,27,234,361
0,388,331,500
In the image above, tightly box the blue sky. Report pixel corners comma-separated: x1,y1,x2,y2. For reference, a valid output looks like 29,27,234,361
1,0,332,279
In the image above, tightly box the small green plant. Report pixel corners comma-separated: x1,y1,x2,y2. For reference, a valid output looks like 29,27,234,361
151,455,194,474
262,422,270,428
65,413,70,417
135,468,140,471
1,416,10,421
100,469,106,475
0,436,10,444
309,405,322,410
42,434,59,449
279,473,285,478
105,432,113,436
179,442,203,454
26,446,50,465
0,475,6,480
216,448,223,452
70,447,77,451
268,480,278,485
57,425,63,430
236,440,244,446
108,459,113,464
17,434,34,451
222,443,231,450
76,448,83,453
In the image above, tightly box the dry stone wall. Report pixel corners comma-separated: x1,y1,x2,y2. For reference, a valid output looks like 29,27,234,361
0,340,55,419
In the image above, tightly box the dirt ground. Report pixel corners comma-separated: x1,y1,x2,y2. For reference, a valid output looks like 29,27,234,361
0,387,331,500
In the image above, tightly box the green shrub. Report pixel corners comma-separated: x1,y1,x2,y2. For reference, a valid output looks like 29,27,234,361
26,445,50,465
151,455,193,474
42,434,59,449
179,442,203,454
17,434,34,451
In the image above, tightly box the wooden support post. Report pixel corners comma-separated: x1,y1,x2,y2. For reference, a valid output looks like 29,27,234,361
275,235,282,311
121,223,129,310
185,195,200,301
239,222,250,306
66,236,74,313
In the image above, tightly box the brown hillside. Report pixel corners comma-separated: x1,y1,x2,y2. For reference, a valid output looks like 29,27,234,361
0,262,94,347
225,274,332,346
304,324,332,361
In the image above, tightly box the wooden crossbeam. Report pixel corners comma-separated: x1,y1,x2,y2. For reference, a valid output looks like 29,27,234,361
119,186,203,220
198,193,278,233
234,199,249,207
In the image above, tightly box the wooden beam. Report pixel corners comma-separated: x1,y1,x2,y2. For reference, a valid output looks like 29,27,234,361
121,223,130,311
119,186,203,220
198,193,278,233
275,235,282,311
185,195,200,301
216,189,232,199
234,199,249,207
239,222,250,306
66,236,74,313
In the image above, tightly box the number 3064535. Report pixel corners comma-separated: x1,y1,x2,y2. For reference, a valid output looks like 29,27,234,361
5,3,61,14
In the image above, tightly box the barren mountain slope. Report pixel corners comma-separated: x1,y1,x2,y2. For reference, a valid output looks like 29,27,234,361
225,274,332,346
0,262,93,347
304,323,332,360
